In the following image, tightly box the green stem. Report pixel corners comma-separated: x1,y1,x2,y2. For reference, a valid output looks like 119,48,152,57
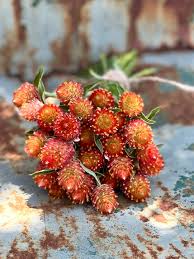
80,162,101,186
45,91,57,97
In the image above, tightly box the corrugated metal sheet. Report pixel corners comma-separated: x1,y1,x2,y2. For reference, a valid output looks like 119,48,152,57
0,53,194,258
0,0,194,79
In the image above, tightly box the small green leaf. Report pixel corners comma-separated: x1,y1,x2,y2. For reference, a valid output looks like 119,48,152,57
114,50,137,72
89,69,102,79
33,66,44,88
83,80,100,96
131,67,157,78
38,81,46,102
147,106,160,120
80,162,101,186
104,82,124,101
125,146,136,158
139,113,155,124
157,144,164,148
30,168,56,177
94,135,103,154
25,126,39,136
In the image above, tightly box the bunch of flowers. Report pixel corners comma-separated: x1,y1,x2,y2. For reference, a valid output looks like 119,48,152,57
12,67,164,214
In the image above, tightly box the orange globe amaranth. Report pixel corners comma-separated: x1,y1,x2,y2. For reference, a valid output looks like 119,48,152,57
69,97,93,120
58,161,85,193
68,174,96,204
79,148,103,171
53,112,80,141
37,104,63,131
91,108,119,136
125,119,153,149
40,138,75,170
13,82,39,107
109,156,133,181
89,88,114,108
121,174,151,202
91,184,119,214
25,130,46,158
56,81,83,104
119,91,144,117
137,143,164,176
103,133,125,158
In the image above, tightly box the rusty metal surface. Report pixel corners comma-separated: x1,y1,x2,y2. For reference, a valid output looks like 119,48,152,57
0,54,194,258
0,0,194,79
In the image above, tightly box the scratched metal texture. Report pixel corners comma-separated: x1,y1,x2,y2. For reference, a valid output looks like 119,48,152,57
0,0,194,79
0,53,194,258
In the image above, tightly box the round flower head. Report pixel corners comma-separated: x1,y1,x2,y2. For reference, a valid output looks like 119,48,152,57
137,143,164,176
102,133,125,158
91,108,119,136
79,125,95,149
53,112,80,141
91,184,119,214
124,119,153,149
109,156,133,181
68,174,96,204
13,82,39,107
25,130,46,158
34,172,58,190
119,92,144,117
121,174,151,202
20,98,43,121
37,104,63,131
40,138,75,169
56,81,83,104
79,148,103,171
69,98,93,120
58,161,85,193
89,88,114,108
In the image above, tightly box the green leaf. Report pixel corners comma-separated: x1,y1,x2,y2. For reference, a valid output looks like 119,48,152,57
157,144,164,148
25,126,39,136
131,67,157,78
114,50,137,72
104,81,125,101
147,106,160,120
38,81,46,102
30,168,56,177
83,80,100,96
94,135,103,154
139,113,155,124
80,162,101,186
125,146,136,158
89,69,102,79
33,66,44,88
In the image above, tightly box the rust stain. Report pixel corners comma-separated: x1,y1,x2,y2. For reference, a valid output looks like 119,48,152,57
117,234,145,259
181,239,189,247
0,185,42,230
169,243,187,259
135,67,194,125
40,227,75,252
85,208,109,239
64,216,78,232
136,234,159,259
7,226,37,259
129,0,142,49
12,0,26,43
165,0,194,46
0,98,24,160
139,182,194,229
